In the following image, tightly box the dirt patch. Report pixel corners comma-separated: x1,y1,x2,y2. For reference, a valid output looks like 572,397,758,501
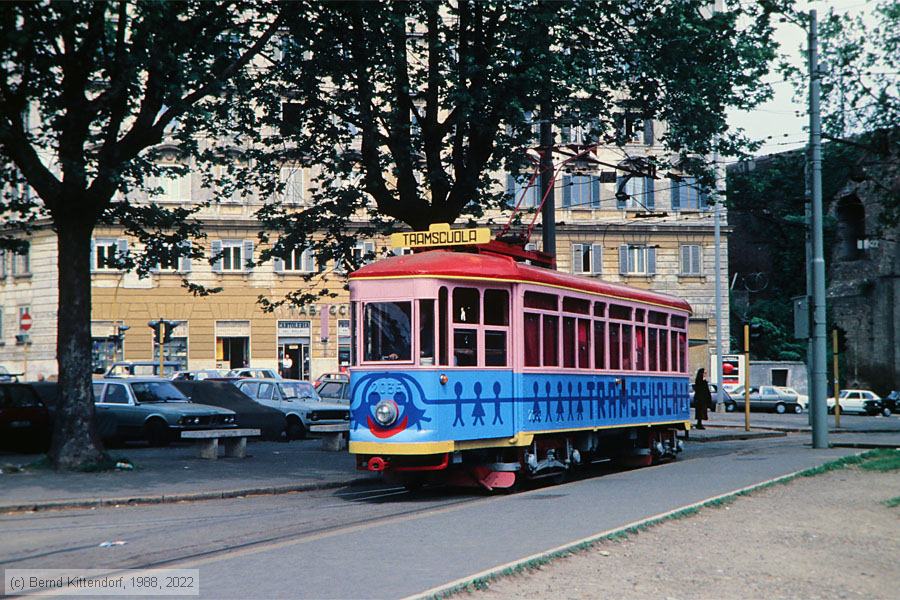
470,467,900,600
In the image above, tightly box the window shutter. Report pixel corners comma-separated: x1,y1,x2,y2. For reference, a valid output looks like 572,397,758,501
179,173,192,201
572,244,583,274
562,175,572,208
591,177,601,209
210,240,223,273
680,246,689,274
302,249,315,272
699,188,709,211
506,174,515,206
363,242,375,263
116,239,128,269
178,241,192,272
693,245,702,274
89,241,96,272
273,256,285,273
671,181,680,211
0,250,6,278
647,247,656,275
561,124,571,143
616,176,626,209
645,177,655,210
618,245,628,275
243,240,255,272
591,244,602,274
643,119,654,145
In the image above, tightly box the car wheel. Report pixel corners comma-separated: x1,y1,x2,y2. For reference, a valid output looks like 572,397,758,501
793,404,803,414
286,416,307,440
882,407,892,417
725,402,735,412
828,406,834,415
775,403,786,414
145,419,171,447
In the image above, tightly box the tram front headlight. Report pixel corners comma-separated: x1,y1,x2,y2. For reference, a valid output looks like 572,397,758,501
374,400,398,426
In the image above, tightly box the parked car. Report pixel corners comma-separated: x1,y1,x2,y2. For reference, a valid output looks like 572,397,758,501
827,389,889,416
0,365,20,383
171,369,225,381
313,372,349,387
729,385,803,414
104,361,181,378
690,383,736,412
234,378,349,440
0,383,51,452
882,391,899,415
226,368,282,380
775,386,809,411
315,378,350,404
92,377,237,446
172,380,286,441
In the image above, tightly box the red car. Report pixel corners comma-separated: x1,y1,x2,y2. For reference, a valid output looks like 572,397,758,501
0,383,51,452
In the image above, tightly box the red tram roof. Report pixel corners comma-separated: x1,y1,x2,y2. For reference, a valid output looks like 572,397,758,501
351,250,692,313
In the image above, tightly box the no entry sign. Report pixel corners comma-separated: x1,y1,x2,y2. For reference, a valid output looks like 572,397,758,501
19,311,32,331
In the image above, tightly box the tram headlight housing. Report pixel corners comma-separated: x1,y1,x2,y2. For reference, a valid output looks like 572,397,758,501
374,399,399,426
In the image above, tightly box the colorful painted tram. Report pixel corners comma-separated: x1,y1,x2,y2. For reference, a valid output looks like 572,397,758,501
348,248,691,489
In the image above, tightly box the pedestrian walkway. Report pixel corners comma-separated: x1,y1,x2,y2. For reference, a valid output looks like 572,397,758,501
0,440,376,513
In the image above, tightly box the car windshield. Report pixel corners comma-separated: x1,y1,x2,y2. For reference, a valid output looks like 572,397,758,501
840,390,851,398
281,382,319,401
131,382,189,403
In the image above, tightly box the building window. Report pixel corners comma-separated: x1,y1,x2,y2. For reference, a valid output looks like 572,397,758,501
562,175,600,209
211,240,253,273
616,175,655,210
0,249,6,279
680,245,702,275
285,249,316,273
281,102,303,136
335,242,374,274
619,245,656,276
572,243,601,275
670,176,705,210
92,239,127,271
280,166,304,205
11,243,30,276
506,174,540,208
155,166,191,202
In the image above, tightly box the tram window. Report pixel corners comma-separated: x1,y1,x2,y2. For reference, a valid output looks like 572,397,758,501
453,287,480,324
524,313,541,367
563,297,590,314
363,301,412,361
577,319,591,369
649,311,668,326
484,289,509,326
609,304,632,320
678,332,687,373
419,299,435,365
671,330,679,372
635,309,645,322
659,329,668,371
622,324,633,370
563,317,576,368
542,315,559,366
524,291,558,311
594,321,606,369
350,301,358,366
635,326,646,371
671,315,687,329
594,302,606,317
453,329,478,366
439,287,448,366
648,328,658,371
485,331,507,367
609,323,621,369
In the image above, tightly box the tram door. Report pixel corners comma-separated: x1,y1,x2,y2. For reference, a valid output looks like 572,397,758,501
279,343,309,380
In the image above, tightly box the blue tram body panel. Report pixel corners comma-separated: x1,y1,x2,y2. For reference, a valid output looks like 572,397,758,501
349,369,690,448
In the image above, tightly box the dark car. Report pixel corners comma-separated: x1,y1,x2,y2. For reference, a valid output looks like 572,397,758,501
690,383,736,412
883,391,899,415
0,383,51,453
173,380,286,441
731,385,804,414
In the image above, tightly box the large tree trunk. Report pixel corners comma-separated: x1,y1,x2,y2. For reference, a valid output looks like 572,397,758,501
49,220,106,469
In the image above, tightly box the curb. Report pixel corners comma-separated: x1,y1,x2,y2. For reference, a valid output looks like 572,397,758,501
0,476,374,515
405,453,868,600
831,442,900,449
679,430,787,443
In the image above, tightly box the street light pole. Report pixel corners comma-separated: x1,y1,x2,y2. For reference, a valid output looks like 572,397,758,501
809,10,829,449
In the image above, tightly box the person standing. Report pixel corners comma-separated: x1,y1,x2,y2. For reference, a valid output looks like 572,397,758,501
693,368,712,430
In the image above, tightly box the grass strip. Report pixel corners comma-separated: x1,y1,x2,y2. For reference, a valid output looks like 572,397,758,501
884,496,900,508
428,449,900,600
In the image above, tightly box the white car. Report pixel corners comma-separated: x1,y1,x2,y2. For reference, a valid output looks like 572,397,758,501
776,387,809,411
233,379,349,439
827,389,889,416
226,368,282,380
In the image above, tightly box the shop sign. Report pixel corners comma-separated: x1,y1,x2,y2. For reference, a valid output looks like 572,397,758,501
278,320,311,337
390,222,490,248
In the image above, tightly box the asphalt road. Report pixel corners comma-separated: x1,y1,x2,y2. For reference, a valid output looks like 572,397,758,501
0,437,873,599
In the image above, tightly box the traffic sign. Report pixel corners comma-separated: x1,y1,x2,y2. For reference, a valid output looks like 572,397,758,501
19,311,32,332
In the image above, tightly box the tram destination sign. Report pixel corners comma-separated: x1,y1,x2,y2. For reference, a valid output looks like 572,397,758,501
390,222,490,249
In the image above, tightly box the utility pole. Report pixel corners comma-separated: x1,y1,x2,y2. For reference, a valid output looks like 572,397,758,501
713,195,725,408
809,10,829,449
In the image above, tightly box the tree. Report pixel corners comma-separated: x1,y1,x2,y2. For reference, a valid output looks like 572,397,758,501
258,0,789,280
0,1,284,469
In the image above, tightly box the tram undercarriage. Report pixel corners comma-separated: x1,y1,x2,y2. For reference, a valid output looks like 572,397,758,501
358,424,685,491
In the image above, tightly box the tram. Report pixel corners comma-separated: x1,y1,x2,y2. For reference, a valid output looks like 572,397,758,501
347,230,691,490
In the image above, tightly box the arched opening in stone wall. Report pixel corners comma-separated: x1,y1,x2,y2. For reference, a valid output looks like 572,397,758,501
836,195,866,261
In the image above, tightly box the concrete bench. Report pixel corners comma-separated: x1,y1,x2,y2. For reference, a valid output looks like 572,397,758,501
181,428,261,459
309,423,349,452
